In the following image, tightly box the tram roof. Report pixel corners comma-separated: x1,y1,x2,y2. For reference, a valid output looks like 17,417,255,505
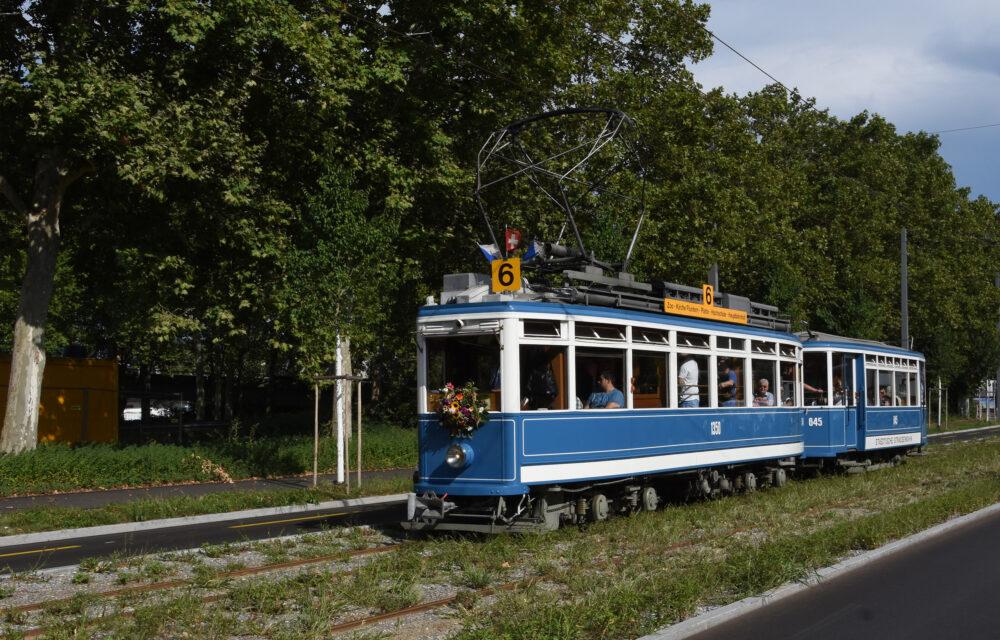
796,331,924,358
419,300,798,341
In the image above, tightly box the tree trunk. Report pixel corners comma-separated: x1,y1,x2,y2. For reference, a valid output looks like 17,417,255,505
1,155,71,453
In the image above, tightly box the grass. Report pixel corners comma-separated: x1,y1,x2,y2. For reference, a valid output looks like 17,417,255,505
927,414,997,433
0,421,416,496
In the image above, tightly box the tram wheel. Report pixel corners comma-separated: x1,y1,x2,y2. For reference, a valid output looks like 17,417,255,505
641,486,658,512
742,472,757,493
590,493,609,522
771,468,787,488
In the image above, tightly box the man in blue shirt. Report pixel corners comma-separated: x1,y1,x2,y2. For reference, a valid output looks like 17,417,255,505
585,370,624,409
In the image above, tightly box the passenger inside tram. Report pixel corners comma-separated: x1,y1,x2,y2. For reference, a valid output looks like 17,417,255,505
583,370,623,409
753,378,774,406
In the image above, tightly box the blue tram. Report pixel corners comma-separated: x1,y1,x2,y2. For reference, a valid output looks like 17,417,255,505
797,332,926,469
402,271,928,532
407,272,815,532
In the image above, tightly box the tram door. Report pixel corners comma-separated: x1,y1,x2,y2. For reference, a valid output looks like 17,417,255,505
845,354,864,449
833,352,859,449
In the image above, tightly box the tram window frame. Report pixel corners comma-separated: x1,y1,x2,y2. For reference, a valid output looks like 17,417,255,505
575,322,626,342
895,370,908,406
576,347,627,410
909,370,919,406
919,361,926,406
523,320,562,338
424,334,502,414
633,351,669,408
520,344,568,411
752,340,776,355
750,359,778,407
779,344,797,358
866,368,878,406
677,351,709,408
877,370,893,406
633,327,670,345
803,352,828,406
778,360,798,407
718,356,746,407
677,332,710,349
716,336,745,351
830,353,850,406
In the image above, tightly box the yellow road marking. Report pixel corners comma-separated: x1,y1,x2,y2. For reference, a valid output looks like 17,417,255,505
229,512,351,529
0,545,80,558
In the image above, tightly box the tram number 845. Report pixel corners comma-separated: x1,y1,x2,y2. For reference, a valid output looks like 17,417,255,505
808,417,824,427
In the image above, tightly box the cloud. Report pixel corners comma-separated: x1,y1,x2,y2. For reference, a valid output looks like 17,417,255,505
689,0,1000,201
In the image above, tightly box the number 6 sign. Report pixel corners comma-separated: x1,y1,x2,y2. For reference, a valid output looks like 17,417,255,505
492,258,521,292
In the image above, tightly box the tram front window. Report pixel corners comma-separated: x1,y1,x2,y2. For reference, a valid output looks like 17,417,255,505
425,335,501,412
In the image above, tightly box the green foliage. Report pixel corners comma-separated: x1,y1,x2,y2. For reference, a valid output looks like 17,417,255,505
0,422,415,495
1,0,997,427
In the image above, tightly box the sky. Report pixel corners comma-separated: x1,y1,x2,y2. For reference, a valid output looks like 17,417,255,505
690,0,1000,203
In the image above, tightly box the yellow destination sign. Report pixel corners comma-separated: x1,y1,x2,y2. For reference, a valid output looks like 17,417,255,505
662,298,748,324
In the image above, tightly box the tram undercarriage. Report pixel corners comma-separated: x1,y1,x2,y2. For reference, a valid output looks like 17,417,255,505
402,461,795,534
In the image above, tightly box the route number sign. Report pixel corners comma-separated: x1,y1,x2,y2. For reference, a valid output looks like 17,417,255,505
492,258,521,293
702,284,714,306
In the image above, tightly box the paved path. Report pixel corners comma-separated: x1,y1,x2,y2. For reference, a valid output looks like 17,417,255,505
0,469,414,512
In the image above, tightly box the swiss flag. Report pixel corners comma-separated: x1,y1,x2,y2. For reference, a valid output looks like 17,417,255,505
505,228,522,252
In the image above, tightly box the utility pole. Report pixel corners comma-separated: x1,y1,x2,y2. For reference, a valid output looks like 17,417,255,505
901,229,909,349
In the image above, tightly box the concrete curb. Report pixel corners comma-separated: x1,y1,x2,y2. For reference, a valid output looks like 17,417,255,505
0,493,409,550
638,500,1000,640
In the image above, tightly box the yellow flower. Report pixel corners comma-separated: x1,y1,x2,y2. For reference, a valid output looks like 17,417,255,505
451,401,460,410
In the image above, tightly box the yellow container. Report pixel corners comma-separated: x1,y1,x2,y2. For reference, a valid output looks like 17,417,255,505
0,356,118,444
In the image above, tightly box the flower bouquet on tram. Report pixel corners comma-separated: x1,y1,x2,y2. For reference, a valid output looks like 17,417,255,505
437,382,489,438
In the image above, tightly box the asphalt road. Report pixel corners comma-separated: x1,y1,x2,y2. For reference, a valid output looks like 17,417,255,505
0,499,406,574
687,505,1000,640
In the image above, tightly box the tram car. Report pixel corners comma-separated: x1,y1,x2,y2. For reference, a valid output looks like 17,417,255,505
796,332,926,470
404,268,807,532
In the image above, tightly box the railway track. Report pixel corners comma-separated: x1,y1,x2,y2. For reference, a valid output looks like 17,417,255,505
12,479,936,638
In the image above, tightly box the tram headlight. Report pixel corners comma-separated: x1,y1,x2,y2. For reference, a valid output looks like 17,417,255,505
445,442,474,469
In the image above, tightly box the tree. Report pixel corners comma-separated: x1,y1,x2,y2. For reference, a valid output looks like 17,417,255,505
0,0,378,450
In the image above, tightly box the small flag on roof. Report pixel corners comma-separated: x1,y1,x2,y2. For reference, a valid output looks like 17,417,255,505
478,243,501,262
523,239,544,260
505,228,522,252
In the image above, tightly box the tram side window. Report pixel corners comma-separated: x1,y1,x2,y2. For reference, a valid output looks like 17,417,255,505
778,360,797,406
425,335,501,412
718,357,745,407
908,371,919,406
576,349,625,410
520,345,567,410
866,369,878,406
633,351,668,408
803,352,828,405
895,371,908,406
878,370,893,406
831,354,849,406
751,360,777,407
677,352,708,408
